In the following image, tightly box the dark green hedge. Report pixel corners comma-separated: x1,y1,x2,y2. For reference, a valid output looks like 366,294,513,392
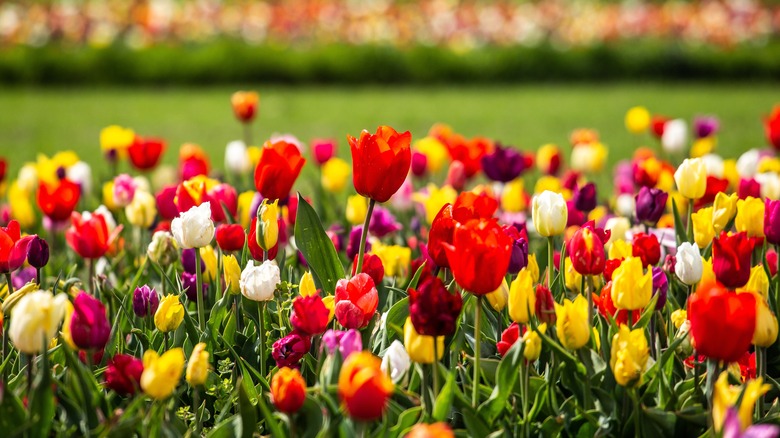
1,40,779,84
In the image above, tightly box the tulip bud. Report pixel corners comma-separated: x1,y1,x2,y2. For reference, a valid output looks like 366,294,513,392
508,268,536,324
9,290,68,354
240,260,280,302
70,292,111,351
411,151,428,177
625,106,650,134
403,317,444,364
231,91,259,123
735,197,765,239
573,182,597,212
486,279,509,312
272,332,311,369
154,295,185,333
215,223,246,253
522,323,546,362
290,295,330,336
535,284,556,325
147,231,177,265
532,190,568,237
407,423,455,438
610,325,649,387
323,329,362,360
674,158,707,200
186,342,210,386
105,354,144,396
171,202,214,249
222,254,241,295
271,367,307,414
27,236,49,268
612,257,653,310
752,294,778,348
661,119,688,155
125,190,156,229
133,285,160,318
312,139,336,166
445,160,467,191
554,295,590,350
380,340,411,382
635,187,668,226
255,199,279,252
141,348,185,399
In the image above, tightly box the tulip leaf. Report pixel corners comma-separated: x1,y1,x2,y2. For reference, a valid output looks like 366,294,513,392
294,396,326,438
404,262,427,292
477,337,525,424
387,406,422,437
237,378,258,438
634,292,660,330
433,368,457,422
206,415,243,438
294,193,345,295
671,199,688,246
28,345,55,437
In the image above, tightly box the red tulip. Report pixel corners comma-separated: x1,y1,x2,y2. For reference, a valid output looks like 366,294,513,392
497,322,522,357
290,295,330,336
334,273,378,329
70,292,111,351
632,233,661,267
444,134,492,179
443,219,512,295
452,191,498,222
208,183,238,222
568,226,606,275
348,125,411,203
65,211,120,259
0,157,6,183
37,179,80,222
155,185,179,220
128,136,165,170
409,276,462,337
651,115,669,138
427,204,456,269
105,354,144,395
535,284,557,325
254,141,306,201
603,258,623,282
0,220,34,274
688,281,756,363
215,224,245,252
351,253,384,286
248,217,279,261
765,105,780,150
231,91,259,123
179,143,210,181
712,232,753,289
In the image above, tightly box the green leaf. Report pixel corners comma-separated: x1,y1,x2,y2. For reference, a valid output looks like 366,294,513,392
433,368,456,422
237,378,258,438
672,198,688,246
478,337,525,424
634,292,660,329
294,193,345,294
206,415,243,438
295,396,326,438
387,406,422,437
28,348,55,437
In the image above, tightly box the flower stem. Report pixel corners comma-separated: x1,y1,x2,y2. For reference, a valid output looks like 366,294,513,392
472,295,483,408
258,301,266,378
432,338,440,398
193,387,202,436
757,346,766,419
631,388,641,438
547,236,554,289
521,360,530,437
194,249,206,336
88,257,96,297
243,122,253,147
3,272,12,392
355,199,376,275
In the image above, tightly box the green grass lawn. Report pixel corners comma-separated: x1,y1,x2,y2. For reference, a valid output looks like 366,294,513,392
1,83,779,178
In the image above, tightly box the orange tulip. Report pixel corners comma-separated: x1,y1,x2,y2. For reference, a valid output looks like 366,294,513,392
271,367,307,415
338,351,393,421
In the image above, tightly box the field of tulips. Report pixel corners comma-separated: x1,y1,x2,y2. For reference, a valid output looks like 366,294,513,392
3,91,780,437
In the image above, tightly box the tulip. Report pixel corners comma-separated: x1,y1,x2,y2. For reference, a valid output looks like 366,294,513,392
408,276,462,337
486,279,509,312
508,268,536,324
100,125,135,158
255,198,279,252
506,228,529,275
625,106,650,134
689,281,756,363
735,197,765,239
713,371,770,433
254,140,305,201
171,202,214,249
534,284,556,325
369,206,402,238
217,255,239,296
609,239,633,260
674,242,703,285
141,348,185,399
112,174,137,208
338,351,394,421
37,178,81,222
69,292,111,351
661,119,688,154
271,367,307,414
224,140,251,174
298,271,317,297
247,216,279,262
532,191,568,237
370,242,410,278
272,332,311,369
214,224,245,253
765,199,780,245
9,290,68,354
125,190,156,229
571,142,608,174
752,294,778,348
147,231,178,266
568,226,606,276
765,105,780,150
410,151,428,177
154,295,185,333
573,182,597,212
712,232,753,289
0,220,34,274
133,285,159,318
231,91,259,123
9,182,36,229
320,157,351,193
481,143,526,183
323,329,362,360
351,253,385,286
404,317,444,364
334,273,378,329
240,260,280,302
597,282,640,326
104,354,144,396
536,143,561,175
635,187,668,226
128,136,165,171
555,295,590,350
444,219,512,295
26,235,49,270
631,232,661,267
497,323,522,357
348,125,412,203
186,342,210,386
345,194,368,226
291,295,330,336
427,204,456,268
179,143,210,180
737,265,770,300
610,325,649,387
522,323,546,362
691,207,715,248
611,257,653,311
406,423,455,438
380,340,411,383
674,158,707,200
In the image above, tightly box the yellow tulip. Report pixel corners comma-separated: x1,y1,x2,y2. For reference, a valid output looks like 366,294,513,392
322,296,335,324
413,137,449,173
656,169,676,194
8,290,68,355
610,325,649,387
346,195,368,226
690,137,716,158
299,271,318,297
154,295,185,332
608,239,633,260
625,106,650,134
712,192,738,234
533,175,563,196
199,246,218,283
564,258,584,293
691,206,715,248
522,323,546,362
102,181,118,210
508,269,536,324
674,158,707,200
735,197,765,238
237,190,256,229
412,184,457,224
186,342,210,386
737,265,770,299
403,317,444,364
752,294,778,348
537,144,561,175
527,254,540,284
501,179,526,213
60,301,76,350
712,372,770,432
486,279,509,312
371,242,411,278
125,190,157,228
611,257,653,311
671,309,687,330
247,146,261,166
100,125,135,156
698,257,716,287
321,157,351,193
256,198,279,251
570,142,607,174
8,182,35,229
223,254,241,295
554,295,590,350
141,348,185,399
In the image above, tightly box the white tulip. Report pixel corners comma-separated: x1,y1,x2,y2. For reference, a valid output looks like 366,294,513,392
531,191,567,237
17,163,38,193
736,149,760,178
756,172,780,200
9,290,68,354
661,119,688,154
616,193,636,218
675,242,703,285
225,140,252,174
171,202,214,249
133,175,151,194
605,216,631,244
380,340,411,383
67,161,93,196
147,231,178,265
700,154,724,178
240,260,280,302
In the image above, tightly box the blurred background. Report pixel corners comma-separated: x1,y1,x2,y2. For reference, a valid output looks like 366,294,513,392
1,0,779,174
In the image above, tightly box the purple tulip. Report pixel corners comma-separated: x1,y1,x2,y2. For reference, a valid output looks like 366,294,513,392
182,271,208,301
651,267,667,310
346,226,370,261
635,187,668,226
694,116,719,139
508,236,529,275
765,199,780,245
722,406,779,438
181,248,205,275
573,182,597,212
12,266,36,290
322,329,362,360
272,333,311,369
481,143,526,183
27,236,49,268
133,285,160,318
369,207,402,238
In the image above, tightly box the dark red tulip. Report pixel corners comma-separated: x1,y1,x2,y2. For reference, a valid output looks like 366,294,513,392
215,223,246,252
105,354,144,395
408,276,462,337
290,295,330,336
272,333,311,369
712,232,753,289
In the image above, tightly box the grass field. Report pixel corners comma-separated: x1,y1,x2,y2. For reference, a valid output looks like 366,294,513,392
1,83,779,178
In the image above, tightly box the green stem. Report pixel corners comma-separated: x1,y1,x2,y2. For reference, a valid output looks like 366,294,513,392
89,257,96,297
631,388,641,438
194,249,206,335
757,346,766,419
194,387,202,436
258,301,266,378
686,198,693,243
3,272,12,392
547,236,554,289
432,338,440,398
355,199,376,275
163,332,169,351
472,295,483,408
243,122,253,147
521,361,530,437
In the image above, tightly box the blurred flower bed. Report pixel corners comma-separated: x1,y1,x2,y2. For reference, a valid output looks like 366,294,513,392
0,0,779,83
